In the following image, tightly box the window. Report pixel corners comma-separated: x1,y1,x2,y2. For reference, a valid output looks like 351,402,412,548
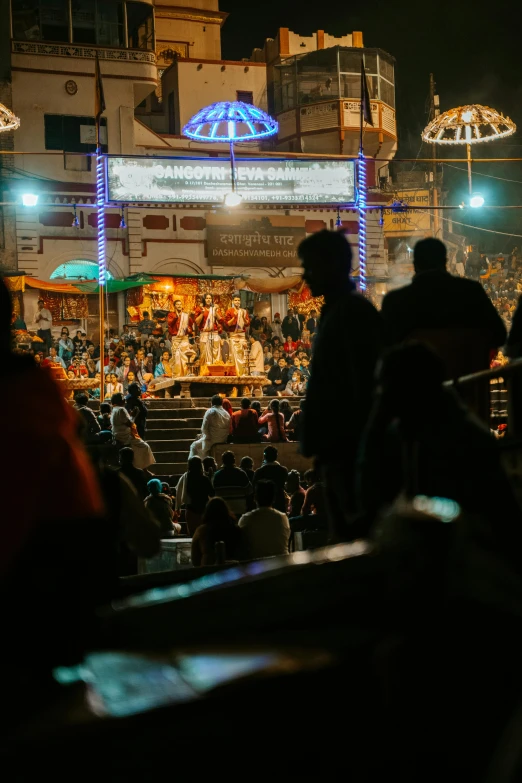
380,78,395,108
127,1,154,50
12,0,69,42
236,91,253,104
13,0,153,49
44,115,108,153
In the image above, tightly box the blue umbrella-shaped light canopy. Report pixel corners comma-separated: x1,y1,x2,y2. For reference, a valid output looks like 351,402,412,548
183,101,278,142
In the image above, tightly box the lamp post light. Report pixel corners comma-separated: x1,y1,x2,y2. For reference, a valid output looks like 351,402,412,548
183,101,278,206
422,103,516,196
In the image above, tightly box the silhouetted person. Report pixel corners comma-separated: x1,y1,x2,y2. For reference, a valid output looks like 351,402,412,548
356,342,522,564
298,229,384,541
381,238,505,363
382,238,506,423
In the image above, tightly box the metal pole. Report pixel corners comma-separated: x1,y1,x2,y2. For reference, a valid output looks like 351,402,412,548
429,73,441,237
96,141,106,402
467,143,473,195
230,141,236,193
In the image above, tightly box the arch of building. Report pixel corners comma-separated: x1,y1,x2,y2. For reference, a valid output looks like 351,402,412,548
149,258,205,276
43,251,124,281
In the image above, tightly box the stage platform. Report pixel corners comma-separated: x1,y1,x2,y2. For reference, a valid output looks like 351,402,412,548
151,375,269,399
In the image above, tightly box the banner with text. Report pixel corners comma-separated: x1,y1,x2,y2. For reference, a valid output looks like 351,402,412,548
384,190,431,236
206,214,306,267
107,157,355,205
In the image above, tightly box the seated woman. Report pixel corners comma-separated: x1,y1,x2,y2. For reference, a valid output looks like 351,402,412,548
110,392,155,470
176,456,215,535
282,370,307,397
280,399,293,425
251,400,268,438
258,399,288,443
125,381,148,440
148,350,173,388
144,478,181,537
191,497,241,566
106,372,123,397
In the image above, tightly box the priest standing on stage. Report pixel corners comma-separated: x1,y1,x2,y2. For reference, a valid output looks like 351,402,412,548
224,295,250,376
194,293,222,375
167,300,195,377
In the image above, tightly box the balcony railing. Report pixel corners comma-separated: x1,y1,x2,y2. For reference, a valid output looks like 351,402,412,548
12,40,156,64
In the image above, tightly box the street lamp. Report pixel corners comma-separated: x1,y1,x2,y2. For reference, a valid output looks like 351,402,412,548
182,101,278,206
422,104,516,195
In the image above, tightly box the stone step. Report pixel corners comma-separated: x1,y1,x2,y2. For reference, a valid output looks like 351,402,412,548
146,427,201,440
147,439,195,452
149,450,190,463
144,407,208,419
150,462,188,477
146,418,204,429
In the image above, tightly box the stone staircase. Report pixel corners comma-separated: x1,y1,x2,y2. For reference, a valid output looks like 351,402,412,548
144,397,303,481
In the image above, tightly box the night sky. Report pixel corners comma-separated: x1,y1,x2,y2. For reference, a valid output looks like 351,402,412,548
221,0,522,252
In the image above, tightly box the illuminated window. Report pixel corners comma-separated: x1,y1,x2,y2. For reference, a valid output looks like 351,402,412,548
50,260,114,280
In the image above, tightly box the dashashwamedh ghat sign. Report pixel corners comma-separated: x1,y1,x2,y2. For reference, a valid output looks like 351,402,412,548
107,156,356,205
206,214,306,267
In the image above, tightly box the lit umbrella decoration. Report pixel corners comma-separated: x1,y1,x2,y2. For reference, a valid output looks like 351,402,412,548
422,104,516,196
183,101,278,205
0,102,20,133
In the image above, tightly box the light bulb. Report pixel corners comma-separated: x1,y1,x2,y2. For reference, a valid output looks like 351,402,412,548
224,191,243,207
22,193,38,207
470,194,485,208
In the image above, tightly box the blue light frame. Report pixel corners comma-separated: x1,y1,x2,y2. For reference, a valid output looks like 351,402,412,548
183,101,278,142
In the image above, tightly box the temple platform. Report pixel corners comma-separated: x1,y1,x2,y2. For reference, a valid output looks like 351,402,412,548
151,375,270,399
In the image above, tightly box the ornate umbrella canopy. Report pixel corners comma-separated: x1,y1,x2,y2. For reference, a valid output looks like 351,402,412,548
183,101,278,142
0,102,20,133
422,104,515,145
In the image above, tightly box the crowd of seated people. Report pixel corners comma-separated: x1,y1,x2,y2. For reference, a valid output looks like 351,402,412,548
14,304,315,400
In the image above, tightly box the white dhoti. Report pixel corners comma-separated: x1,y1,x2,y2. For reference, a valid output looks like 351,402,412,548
128,439,156,470
189,406,231,460
199,331,222,376
170,335,194,377
229,332,248,377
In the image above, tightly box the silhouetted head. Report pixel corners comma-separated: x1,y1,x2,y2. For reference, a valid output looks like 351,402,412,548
286,469,301,493
256,479,276,508
251,400,262,415
414,238,447,274
263,445,278,463
188,456,203,474
119,447,134,467
211,394,223,407
221,450,236,467
75,392,89,407
128,382,141,397
299,230,352,297
202,496,234,527
240,456,253,472
111,393,124,406
100,402,111,414
203,456,217,475
241,397,251,409
270,399,280,414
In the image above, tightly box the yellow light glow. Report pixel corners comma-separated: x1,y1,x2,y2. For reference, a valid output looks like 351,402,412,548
422,103,516,145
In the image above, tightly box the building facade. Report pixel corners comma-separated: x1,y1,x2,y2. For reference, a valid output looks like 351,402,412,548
0,0,397,329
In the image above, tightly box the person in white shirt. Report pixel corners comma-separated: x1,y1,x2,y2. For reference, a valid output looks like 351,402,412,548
238,479,290,559
34,299,53,352
248,335,264,375
189,395,231,460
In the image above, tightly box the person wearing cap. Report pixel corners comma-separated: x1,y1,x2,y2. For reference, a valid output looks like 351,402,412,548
298,229,384,543
34,298,53,353
270,312,284,342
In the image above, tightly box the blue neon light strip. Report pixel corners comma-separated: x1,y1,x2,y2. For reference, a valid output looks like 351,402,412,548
96,148,106,287
357,153,367,292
